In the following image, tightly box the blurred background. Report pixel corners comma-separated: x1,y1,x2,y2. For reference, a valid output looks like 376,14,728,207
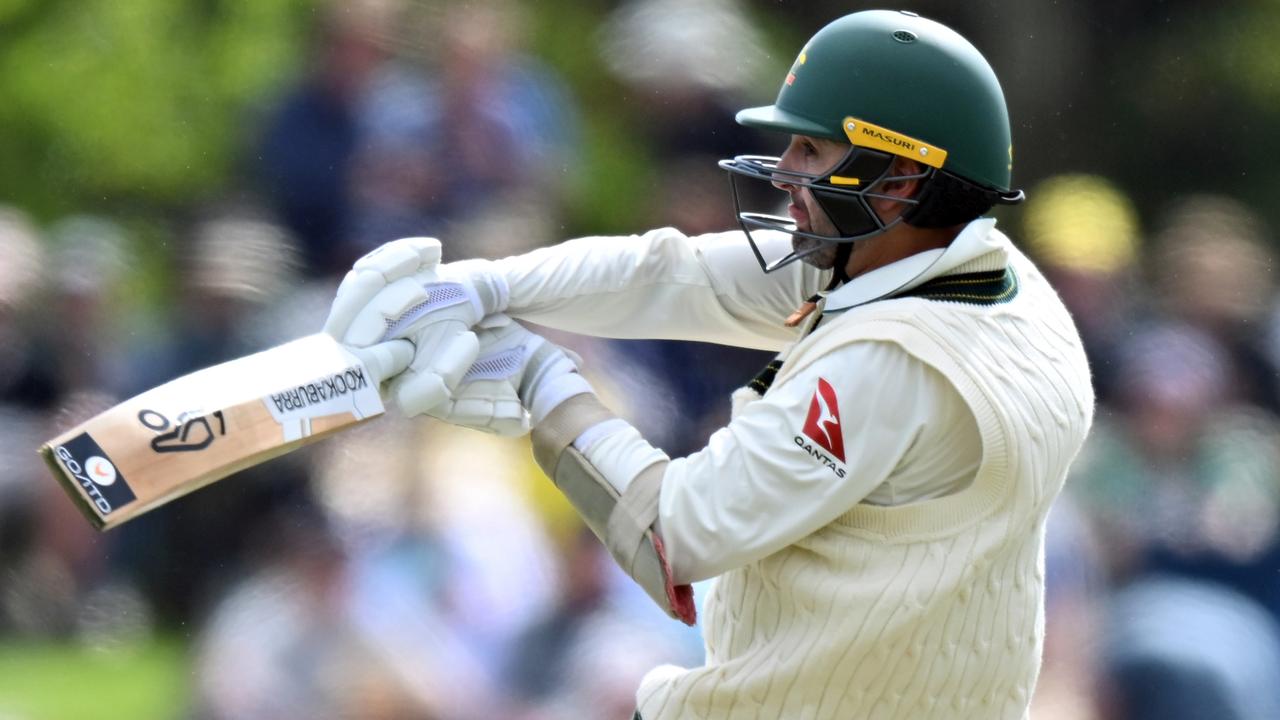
1,0,1279,718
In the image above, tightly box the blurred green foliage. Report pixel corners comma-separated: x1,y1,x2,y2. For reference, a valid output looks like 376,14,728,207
522,0,793,236
522,0,654,235
2,0,1280,237
0,0,309,217
0,0,724,236
1092,0,1280,223
0,640,189,720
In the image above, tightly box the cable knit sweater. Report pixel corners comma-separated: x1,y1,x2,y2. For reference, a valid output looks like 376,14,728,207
635,242,1095,719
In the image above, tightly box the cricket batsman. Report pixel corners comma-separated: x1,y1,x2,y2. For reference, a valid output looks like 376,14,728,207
323,10,1095,719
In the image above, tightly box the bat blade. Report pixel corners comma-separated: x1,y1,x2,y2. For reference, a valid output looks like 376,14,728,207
39,334,388,530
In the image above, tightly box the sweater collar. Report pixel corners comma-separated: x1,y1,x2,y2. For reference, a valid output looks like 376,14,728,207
821,217,1008,313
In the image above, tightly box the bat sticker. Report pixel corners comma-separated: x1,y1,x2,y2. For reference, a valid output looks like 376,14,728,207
138,409,227,453
53,433,137,515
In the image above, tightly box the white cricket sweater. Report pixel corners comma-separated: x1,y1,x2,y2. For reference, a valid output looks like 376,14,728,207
634,244,1095,719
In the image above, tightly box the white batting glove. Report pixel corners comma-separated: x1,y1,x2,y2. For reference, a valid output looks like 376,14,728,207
321,237,509,413
422,315,593,436
346,339,415,386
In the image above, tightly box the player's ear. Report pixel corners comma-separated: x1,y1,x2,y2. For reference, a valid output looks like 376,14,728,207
870,158,926,215
884,157,926,198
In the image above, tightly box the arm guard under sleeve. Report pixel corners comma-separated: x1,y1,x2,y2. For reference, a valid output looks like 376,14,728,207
531,394,696,625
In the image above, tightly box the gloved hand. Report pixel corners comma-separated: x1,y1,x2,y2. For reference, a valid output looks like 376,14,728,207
321,237,509,413
346,339,416,386
422,315,594,436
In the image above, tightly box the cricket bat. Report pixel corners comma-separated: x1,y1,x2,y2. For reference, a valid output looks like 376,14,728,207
39,333,399,531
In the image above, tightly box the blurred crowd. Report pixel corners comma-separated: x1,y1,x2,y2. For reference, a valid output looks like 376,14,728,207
1,1,1279,719
1022,179,1280,720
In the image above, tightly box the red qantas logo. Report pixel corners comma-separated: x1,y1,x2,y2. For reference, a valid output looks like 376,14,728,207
802,378,845,462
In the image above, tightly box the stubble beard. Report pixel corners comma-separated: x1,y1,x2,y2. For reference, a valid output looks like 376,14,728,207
792,234,840,270
792,204,840,270
789,190,842,270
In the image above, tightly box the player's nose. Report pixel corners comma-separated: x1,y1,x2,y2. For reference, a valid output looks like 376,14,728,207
771,151,802,191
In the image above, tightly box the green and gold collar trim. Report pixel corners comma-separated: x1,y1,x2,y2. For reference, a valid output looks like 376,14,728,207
893,267,1018,305
747,359,784,395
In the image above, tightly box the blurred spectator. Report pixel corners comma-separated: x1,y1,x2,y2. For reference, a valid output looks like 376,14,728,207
198,412,488,712
506,527,613,706
121,209,303,393
0,405,45,551
348,0,578,258
0,211,154,644
111,210,305,623
314,418,556,718
1021,174,1141,404
12,5,1280,719
1033,497,1106,720
599,0,769,97
2,213,145,643
1150,195,1280,409
590,0,785,451
508,528,697,720
654,157,737,236
634,157,775,453
595,0,777,228
1101,576,1280,720
255,0,397,278
1063,318,1280,717
193,504,448,720
33,215,135,398
2,392,148,645
0,202,60,538
597,0,771,160
0,207,45,312
0,206,56,409
1066,322,1280,616
411,424,558,680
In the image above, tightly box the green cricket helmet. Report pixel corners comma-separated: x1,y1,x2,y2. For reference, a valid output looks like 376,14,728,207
719,10,1024,273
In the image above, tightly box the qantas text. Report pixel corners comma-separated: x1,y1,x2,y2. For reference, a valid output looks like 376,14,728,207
793,435,847,478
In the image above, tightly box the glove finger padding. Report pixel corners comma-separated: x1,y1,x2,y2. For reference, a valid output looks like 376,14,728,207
323,237,441,340
421,315,592,435
339,276,480,349
389,324,480,416
435,382,530,436
381,280,477,341
355,236,442,275
420,316,538,435
455,317,592,426
342,276,444,347
347,339,415,385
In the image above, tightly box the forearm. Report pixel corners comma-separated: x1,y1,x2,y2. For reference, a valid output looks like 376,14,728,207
491,227,823,351
534,341,958,587
530,394,696,625
531,393,822,592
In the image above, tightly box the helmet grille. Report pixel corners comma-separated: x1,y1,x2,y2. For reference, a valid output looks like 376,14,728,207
891,30,917,44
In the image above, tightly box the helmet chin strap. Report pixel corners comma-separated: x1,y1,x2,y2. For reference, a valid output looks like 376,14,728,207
820,196,901,291
825,241,856,291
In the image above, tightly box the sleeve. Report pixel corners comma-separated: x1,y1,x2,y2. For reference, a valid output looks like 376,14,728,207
494,227,828,351
581,340,968,584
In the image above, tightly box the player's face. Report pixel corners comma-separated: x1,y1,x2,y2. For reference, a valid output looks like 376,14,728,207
772,135,849,269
